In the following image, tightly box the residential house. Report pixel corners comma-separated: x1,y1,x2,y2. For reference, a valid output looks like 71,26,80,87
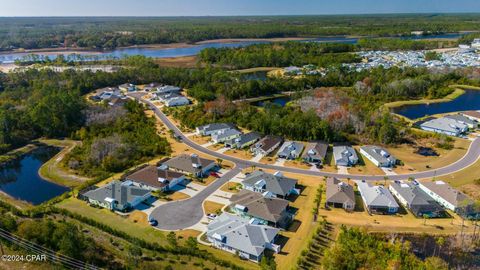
125,165,186,192
277,141,304,160
389,181,445,218
211,128,242,144
230,189,292,228
162,154,216,178
302,141,328,164
419,117,468,136
356,181,399,215
283,66,302,76
108,97,129,107
333,144,359,167
461,110,480,122
325,177,355,211
207,213,281,262
250,135,283,156
360,145,397,167
118,83,136,92
164,96,190,107
225,132,262,149
418,181,478,218
83,181,151,212
143,83,162,92
242,171,299,199
445,114,478,129
196,123,235,136
156,85,182,94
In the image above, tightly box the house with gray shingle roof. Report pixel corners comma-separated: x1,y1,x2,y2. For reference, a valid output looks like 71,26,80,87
445,114,478,129
333,144,358,167
356,181,399,215
302,141,328,164
241,171,298,199
211,128,242,144
250,135,283,156
420,117,468,137
162,154,216,177
196,123,235,136
325,177,355,211
418,181,478,219
277,141,304,160
389,181,445,218
230,189,292,228
83,181,151,212
207,213,280,262
360,145,397,168
225,132,262,149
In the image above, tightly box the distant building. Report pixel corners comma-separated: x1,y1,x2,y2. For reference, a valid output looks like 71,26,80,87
207,213,280,262
461,110,480,122
230,190,292,228
83,181,151,212
333,144,358,167
225,132,262,149
471,38,480,49
302,141,328,164
277,141,304,160
418,181,478,219
389,181,445,218
196,123,235,136
118,83,136,92
143,83,162,92
445,114,478,129
125,165,186,192
164,96,190,107
360,145,397,168
250,135,283,156
242,171,299,199
419,117,468,136
283,66,302,75
325,177,355,211
156,85,182,94
162,154,216,178
211,128,242,144
356,181,399,215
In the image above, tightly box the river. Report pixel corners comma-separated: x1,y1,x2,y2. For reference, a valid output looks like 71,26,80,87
0,33,466,64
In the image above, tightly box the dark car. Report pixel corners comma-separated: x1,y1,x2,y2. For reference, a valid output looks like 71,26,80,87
149,219,158,226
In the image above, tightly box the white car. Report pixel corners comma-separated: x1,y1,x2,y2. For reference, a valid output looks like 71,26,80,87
207,213,217,220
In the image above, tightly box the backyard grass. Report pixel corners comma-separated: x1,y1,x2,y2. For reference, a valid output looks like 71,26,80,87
203,201,225,215
38,138,91,188
56,198,167,245
387,138,470,172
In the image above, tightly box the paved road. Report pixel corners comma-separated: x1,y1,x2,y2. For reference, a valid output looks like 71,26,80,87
132,93,480,181
149,166,243,230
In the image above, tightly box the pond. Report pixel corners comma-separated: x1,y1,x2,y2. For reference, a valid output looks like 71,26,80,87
253,96,292,107
0,146,69,205
392,89,480,119
241,71,268,81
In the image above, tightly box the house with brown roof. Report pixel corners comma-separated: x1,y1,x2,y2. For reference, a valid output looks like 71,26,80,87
302,141,328,164
250,135,283,156
125,165,186,192
325,177,355,211
230,190,292,228
162,154,216,178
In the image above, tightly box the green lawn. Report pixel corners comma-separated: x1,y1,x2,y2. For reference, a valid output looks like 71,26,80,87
56,198,166,245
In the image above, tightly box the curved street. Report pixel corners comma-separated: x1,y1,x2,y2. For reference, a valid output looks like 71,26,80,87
129,93,480,230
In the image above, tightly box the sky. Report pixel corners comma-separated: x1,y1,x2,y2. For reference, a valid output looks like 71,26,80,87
1,0,480,16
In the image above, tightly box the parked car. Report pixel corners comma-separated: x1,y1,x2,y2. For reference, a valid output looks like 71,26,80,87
210,172,220,178
207,213,217,220
149,219,158,226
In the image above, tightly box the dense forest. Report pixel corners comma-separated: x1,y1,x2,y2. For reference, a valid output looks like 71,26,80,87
0,14,480,50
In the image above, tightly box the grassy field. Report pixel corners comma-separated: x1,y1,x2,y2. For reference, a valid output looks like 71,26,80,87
387,138,470,172
56,198,167,245
38,138,91,188
220,182,241,193
154,55,199,68
224,149,254,160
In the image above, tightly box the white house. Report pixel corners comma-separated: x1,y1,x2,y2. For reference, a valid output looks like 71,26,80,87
164,96,190,107
360,145,396,167
211,128,242,144
419,117,468,136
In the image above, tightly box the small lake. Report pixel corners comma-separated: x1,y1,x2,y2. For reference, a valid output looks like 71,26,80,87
392,89,480,119
253,96,292,107
0,146,69,205
0,33,466,64
241,71,268,81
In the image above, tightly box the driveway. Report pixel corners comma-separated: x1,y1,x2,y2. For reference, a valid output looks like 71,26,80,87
149,166,244,230
130,93,480,181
